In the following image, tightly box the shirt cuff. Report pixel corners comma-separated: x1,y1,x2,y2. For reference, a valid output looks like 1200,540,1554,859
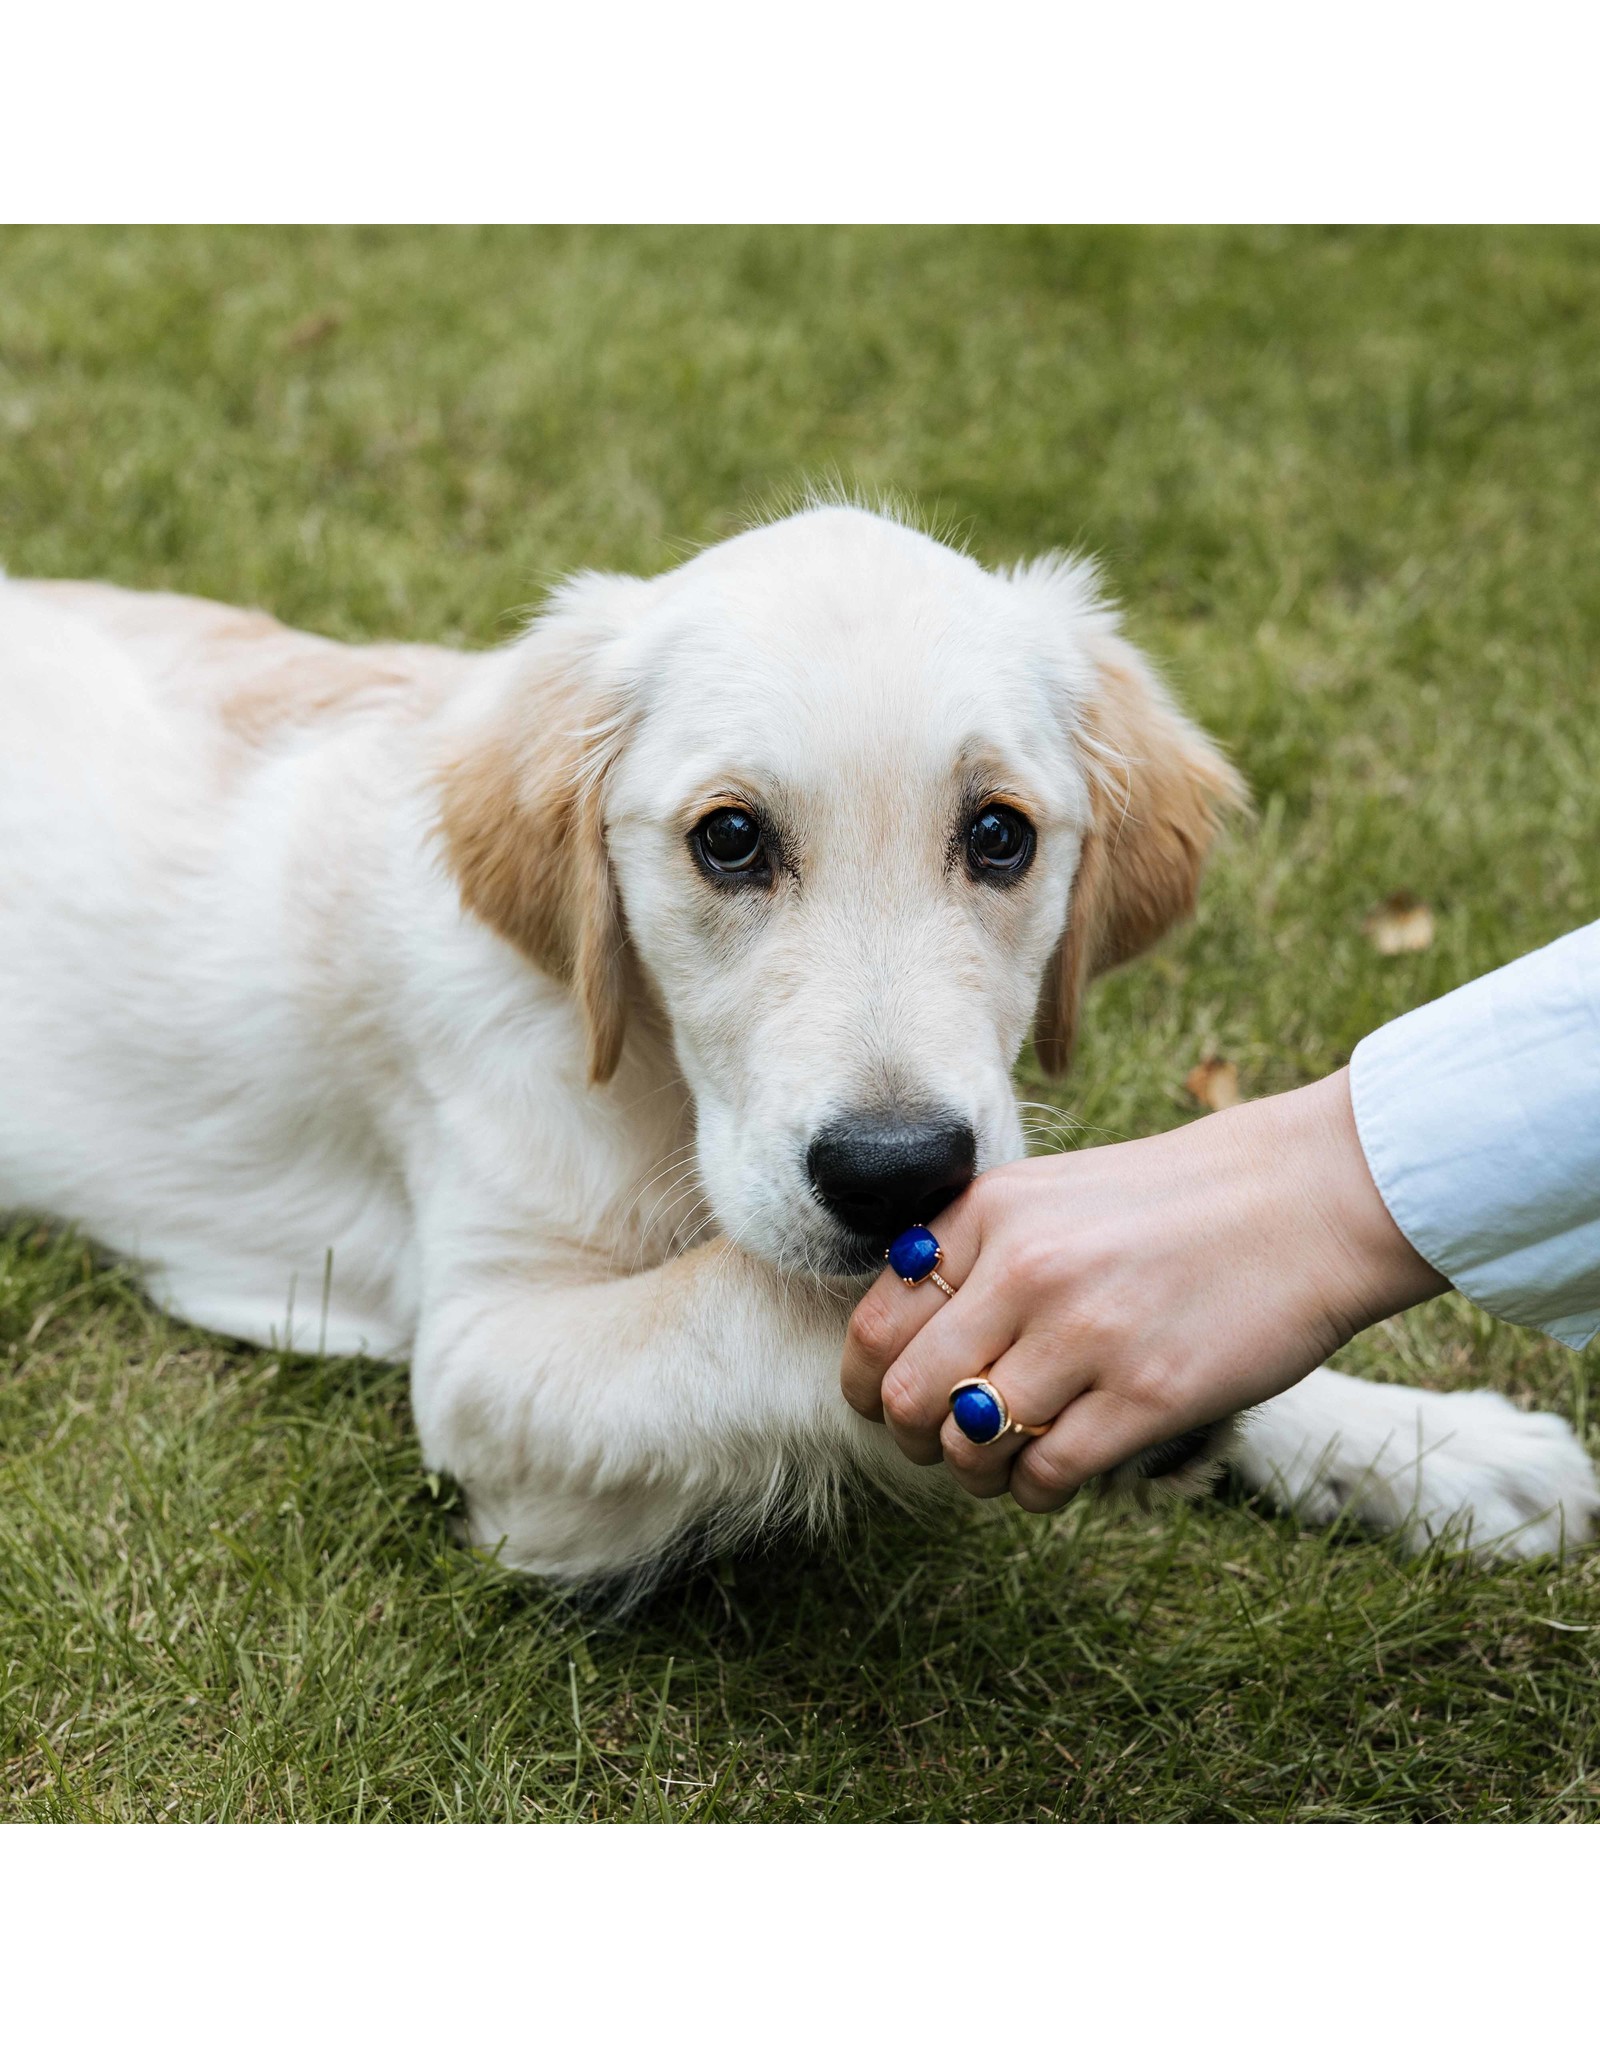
1349,924,1600,1353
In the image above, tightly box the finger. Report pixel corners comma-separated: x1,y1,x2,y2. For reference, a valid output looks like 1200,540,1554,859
938,1412,1017,1497
840,1191,984,1420
877,1272,1027,1464
1008,1390,1152,1513
937,1340,1093,1499
939,1384,1031,1498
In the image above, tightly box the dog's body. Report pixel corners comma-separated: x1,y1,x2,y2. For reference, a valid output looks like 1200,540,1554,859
3,507,1594,1580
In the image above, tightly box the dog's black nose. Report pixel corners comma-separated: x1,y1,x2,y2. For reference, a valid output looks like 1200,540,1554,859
807,1113,977,1245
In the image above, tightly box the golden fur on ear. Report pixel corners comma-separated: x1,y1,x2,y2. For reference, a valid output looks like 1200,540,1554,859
439,666,630,1085
1034,635,1248,1076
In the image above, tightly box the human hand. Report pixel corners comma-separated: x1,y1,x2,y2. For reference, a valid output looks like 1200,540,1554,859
839,1069,1446,1511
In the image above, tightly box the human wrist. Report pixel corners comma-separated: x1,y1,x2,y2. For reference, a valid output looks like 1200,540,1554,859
1276,1067,1447,1340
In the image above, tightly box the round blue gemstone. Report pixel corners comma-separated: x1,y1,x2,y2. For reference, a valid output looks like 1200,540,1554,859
886,1224,940,1283
950,1383,1005,1445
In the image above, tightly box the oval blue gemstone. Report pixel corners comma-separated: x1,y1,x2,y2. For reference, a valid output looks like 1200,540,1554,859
950,1383,1005,1445
886,1224,940,1283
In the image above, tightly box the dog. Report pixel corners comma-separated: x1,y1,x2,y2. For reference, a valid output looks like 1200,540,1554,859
3,502,1595,1583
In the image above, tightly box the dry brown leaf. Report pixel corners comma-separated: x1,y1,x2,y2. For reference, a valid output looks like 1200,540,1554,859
1185,1057,1242,1111
1363,890,1435,955
285,308,345,352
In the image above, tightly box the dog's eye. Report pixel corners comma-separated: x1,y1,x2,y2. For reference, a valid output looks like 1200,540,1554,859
692,806,766,877
966,803,1035,881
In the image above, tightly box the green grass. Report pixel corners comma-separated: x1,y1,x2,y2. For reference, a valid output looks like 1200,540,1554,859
3,225,1600,1821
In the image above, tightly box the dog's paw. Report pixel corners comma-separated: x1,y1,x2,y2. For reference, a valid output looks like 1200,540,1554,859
1103,1415,1239,1503
1242,1374,1599,1560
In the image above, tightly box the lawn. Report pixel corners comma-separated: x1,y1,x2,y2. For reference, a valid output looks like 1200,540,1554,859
3,225,1599,1822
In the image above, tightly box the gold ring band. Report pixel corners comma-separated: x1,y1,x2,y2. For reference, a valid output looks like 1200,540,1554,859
1006,1415,1052,1440
927,1272,957,1300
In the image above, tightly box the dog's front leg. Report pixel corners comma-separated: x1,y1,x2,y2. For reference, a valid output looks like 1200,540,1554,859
410,1240,924,1584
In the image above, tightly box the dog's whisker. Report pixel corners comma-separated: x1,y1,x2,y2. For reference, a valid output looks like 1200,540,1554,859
668,1198,716,1257
619,1140,699,1210
620,1150,701,1223
631,1164,711,1266
605,1148,705,1279
1015,1098,1094,1154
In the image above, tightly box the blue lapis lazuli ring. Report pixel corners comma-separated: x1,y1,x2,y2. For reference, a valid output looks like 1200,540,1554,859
886,1224,957,1300
948,1373,1051,1448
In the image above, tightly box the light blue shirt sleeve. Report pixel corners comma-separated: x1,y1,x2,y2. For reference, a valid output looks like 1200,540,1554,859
1349,918,1600,1352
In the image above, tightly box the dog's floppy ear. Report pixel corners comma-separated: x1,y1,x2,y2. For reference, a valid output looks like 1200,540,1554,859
439,577,643,1085
1034,631,1247,1077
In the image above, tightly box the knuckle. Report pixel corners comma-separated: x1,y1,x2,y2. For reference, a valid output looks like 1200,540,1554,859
1119,1351,1179,1412
1018,1440,1080,1499
880,1371,923,1431
1001,1238,1059,1296
1058,1283,1128,1354
1098,1300,1138,1352
848,1291,899,1365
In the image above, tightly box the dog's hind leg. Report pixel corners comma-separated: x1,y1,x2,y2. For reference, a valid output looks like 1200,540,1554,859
1230,1365,1599,1559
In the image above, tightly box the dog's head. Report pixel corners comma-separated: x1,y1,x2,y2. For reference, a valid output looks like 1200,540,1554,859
442,506,1243,1274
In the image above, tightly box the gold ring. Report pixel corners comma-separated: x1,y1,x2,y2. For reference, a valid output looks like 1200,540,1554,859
948,1373,1052,1447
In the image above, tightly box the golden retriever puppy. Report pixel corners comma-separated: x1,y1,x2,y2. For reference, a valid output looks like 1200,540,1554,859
3,504,1593,1582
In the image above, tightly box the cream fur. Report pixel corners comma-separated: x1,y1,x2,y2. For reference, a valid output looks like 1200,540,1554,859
2,506,1593,1582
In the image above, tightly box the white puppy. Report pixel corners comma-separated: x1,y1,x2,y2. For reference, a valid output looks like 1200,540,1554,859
2,505,1593,1582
